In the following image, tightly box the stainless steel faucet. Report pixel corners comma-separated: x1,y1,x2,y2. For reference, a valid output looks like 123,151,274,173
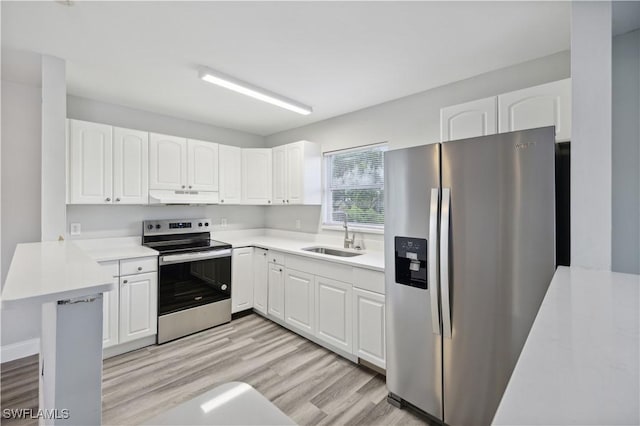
339,211,355,249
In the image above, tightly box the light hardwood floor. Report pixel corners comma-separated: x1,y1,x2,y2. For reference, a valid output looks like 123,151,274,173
1,313,430,426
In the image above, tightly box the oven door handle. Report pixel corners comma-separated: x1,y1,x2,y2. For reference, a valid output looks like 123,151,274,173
160,249,232,265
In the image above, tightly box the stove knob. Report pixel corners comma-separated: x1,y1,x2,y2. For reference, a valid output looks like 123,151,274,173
147,224,153,230
205,222,209,227
198,222,203,227
156,224,161,229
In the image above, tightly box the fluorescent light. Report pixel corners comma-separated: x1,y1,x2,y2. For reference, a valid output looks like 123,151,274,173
199,67,313,115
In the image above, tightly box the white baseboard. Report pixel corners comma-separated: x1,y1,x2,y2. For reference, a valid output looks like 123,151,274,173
1,338,40,363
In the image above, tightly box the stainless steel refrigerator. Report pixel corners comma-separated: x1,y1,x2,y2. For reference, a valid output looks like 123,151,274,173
384,127,557,426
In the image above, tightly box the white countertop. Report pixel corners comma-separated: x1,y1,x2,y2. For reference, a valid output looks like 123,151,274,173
72,237,159,262
223,235,384,271
1,241,115,305
493,266,640,425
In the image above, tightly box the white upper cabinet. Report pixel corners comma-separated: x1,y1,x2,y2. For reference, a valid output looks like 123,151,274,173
242,149,273,205
272,141,321,205
498,78,571,141
219,144,242,204
187,139,219,192
68,119,113,204
113,127,149,204
149,133,187,190
272,145,288,205
440,97,498,142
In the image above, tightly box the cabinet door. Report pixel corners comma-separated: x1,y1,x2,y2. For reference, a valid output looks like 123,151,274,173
315,276,352,353
149,133,187,190
218,144,242,204
232,247,254,313
267,264,285,321
440,97,497,142
113,127,149,204
353,288,385,369
498,78,571,141
272,145,288,205
68,119,113,204
284,269,315,334
102,277,119,349
119,272,157,343
286,142,304,204
242,149,273,205
187,139,219,191
253,248,269,315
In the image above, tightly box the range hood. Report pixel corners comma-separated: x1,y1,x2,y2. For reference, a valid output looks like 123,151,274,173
149,190,219,205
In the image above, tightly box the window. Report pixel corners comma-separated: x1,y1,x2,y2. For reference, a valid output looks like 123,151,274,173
324,143,387,229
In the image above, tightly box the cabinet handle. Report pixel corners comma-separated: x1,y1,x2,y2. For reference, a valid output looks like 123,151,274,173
282,200,285,204
122,280,128,284
268,200,271,204
137,266,142,271
115,198,120,202
189,185,192,189
221,199,224,203
105,197,111,202
286,200,289,203
263,253,267,256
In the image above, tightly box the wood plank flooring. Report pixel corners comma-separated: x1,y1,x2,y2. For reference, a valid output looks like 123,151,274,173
1,313,430,426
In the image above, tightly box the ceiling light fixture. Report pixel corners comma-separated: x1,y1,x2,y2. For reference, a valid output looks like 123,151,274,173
198,67,312,115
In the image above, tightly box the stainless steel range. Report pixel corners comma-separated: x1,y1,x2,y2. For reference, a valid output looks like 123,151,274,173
142,218,232,344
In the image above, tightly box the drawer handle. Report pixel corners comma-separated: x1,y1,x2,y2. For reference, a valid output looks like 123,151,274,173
122,280,128,284
137,266,143,271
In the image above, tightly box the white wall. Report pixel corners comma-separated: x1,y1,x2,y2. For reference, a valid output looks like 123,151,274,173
1,78,43,347
264,51,570,237
265,51,570,152
612,28,640,274
41,56,67,242
66,205,265,240
570,2,612,270
67,95,264,148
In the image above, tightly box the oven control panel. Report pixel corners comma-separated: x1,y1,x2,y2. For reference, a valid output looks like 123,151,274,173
143,218,211,235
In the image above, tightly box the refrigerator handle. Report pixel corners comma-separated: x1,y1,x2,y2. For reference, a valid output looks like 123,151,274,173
429,188,441,335
440,188,453,339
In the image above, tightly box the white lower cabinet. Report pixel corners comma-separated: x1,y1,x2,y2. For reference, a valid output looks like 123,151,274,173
102,278,120,349
253,248,269,315
232,247,254,313
284,269,315,334
353,288,386,369
315,276,352,353
119,272,157,344
268,263,285,320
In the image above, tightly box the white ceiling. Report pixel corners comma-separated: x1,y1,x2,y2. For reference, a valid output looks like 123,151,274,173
1,1,570,136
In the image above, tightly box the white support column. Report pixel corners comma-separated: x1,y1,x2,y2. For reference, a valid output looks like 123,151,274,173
41,55,67,242
570,1,613,270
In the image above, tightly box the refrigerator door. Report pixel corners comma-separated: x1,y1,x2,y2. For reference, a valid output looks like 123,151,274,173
440,127,556,425
385,144,443,420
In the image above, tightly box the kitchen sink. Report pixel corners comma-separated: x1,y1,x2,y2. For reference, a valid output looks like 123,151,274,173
301,246,363,257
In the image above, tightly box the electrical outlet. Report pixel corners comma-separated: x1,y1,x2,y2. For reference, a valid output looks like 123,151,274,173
295,219,301,230
70,223,81,236
221,218,228,228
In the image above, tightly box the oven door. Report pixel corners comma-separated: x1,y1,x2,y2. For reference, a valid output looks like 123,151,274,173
158,249,231,316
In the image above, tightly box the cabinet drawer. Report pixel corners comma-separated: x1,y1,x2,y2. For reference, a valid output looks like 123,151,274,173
120,256,157,276
353,268,385,294
267,251,285,266
286,254,353,284
99,260,120,278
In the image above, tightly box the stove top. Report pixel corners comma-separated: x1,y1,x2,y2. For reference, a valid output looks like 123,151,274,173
141,218,232,254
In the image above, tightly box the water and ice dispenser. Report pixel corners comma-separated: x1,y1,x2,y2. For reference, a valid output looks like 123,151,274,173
394,236,428,289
